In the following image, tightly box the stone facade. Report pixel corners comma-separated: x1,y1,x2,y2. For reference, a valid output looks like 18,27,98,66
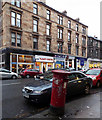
1,1,88,57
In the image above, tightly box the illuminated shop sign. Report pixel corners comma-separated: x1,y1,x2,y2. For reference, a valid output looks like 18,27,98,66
35,55,54,62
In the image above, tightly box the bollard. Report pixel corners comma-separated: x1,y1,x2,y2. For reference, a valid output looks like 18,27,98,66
50,70,69,115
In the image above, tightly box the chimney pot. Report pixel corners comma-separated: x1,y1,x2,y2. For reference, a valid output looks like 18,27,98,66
62,10,67,15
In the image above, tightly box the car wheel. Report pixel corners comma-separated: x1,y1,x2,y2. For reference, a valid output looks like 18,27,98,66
84,85,90,95
26,74,30,78
96,81,100,88
12,75,17,79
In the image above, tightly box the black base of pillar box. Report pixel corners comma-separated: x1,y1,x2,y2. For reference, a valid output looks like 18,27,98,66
49,105,65,116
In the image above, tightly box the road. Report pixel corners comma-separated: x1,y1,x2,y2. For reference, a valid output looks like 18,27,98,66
1,78,102,119
2,78,49,119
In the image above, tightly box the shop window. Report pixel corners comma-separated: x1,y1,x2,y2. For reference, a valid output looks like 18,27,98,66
18,55,33,63
18,64,34,73
12,54,17,62
48,63,53,70
12,64,17,73
69,59,72,68
35,62,41,71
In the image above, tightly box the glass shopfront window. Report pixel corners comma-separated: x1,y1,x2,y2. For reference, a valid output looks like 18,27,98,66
69,59,72,68
11,54,34,73
12,64,17,73
35,62,41,71
12,54,17,62
18,55,33,63
48,63,53,70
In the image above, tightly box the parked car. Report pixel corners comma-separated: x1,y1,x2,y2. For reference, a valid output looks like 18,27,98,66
85,68,102,87
22,70,92,103
0,68,18,79
80,69,90,74
19,69,42,78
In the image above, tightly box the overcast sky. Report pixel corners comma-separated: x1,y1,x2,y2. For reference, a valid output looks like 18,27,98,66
46,0,101,39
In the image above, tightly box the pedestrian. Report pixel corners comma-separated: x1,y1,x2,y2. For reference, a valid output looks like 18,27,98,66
43,66,45,73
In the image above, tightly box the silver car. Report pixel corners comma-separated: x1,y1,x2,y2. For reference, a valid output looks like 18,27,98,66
0,68,18,79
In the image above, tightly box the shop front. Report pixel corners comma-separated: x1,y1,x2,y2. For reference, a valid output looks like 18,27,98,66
10,53,34,73
35,55,54,73
87,58,102,69
75,57,87,70
54,55,65,69
65,56,75,69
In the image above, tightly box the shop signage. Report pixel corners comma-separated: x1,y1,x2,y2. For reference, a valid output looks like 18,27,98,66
55,55,65,61
35,55,54,62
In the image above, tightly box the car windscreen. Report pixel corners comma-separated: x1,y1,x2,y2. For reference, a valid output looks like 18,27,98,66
43,72,53,80
86,69,100,75
36,71,51,77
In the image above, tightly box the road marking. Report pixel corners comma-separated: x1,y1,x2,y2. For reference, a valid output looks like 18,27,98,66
2,82,21,86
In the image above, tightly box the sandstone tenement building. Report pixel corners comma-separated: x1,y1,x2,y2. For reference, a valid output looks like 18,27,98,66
0,0,89,73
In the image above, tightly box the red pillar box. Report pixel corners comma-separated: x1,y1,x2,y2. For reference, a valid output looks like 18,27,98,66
50,70,69,115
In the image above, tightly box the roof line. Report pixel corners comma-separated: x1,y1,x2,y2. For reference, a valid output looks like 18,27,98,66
38,2,88,27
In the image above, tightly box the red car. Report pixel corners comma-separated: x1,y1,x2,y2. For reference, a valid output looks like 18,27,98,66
86,68,102,87
19,69,42,78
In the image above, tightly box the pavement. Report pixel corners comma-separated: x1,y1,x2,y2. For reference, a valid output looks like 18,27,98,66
28,91,102,119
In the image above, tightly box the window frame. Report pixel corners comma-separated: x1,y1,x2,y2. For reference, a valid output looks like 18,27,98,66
82,36,86,46
11,11,21,28
76,24,79,31
68,44,71,54
33,19,38,33
46,40,51,51
68,31,71,42
46,23,51,36
11,0,21,7
33,3,38,15
82,48,86,57
58,42,63,53
82,27,86,34
68,20,71,29
33,37,38,49
76,34,79,43
76,46,79,55
58,15,63,25
11,32,21,47
58,27,63,39
47,9,50,20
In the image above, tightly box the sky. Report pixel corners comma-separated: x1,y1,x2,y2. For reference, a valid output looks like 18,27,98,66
46,0,101,39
